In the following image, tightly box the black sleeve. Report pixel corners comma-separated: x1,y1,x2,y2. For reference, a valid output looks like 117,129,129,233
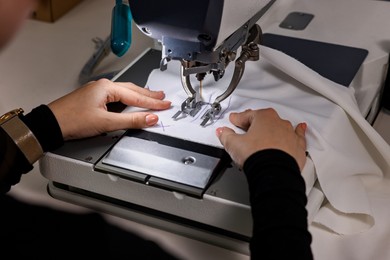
0,105,63,193
243,149,313,260
1,191,180,259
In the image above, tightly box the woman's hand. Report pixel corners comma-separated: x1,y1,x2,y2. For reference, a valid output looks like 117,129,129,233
48,79,171,140
216,108,307,171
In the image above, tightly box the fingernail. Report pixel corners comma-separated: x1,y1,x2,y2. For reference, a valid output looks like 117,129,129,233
300,122,307,131
215,127,223,137
146,114,158,126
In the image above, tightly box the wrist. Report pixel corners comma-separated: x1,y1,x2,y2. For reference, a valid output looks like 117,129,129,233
1,108,44,164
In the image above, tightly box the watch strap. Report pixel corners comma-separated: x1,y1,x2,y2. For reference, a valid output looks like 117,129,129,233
1,116,44,165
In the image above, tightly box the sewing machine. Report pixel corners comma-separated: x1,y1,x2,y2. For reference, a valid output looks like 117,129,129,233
39,0,390,254
124,0,274,126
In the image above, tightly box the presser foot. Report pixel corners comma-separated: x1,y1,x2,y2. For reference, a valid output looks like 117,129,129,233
200,103,221,127
172,97,204,120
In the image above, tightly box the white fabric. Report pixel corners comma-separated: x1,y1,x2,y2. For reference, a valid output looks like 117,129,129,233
124,45,390,235
259,45,390,235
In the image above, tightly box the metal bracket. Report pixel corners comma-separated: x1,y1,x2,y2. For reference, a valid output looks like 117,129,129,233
200,25,262,127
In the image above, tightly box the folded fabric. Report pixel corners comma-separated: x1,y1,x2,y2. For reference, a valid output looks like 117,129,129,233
124,45,390,235
259,45,390,234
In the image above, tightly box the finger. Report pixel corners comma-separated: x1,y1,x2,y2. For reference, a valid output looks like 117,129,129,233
296,122,308,150
228,109,254,130
295,122,307,138
111,85,171,110
215,126,236,147
95,79,167,104
114,82,166,100
104,111,160,130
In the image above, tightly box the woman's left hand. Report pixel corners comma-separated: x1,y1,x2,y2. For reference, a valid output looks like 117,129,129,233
48,79,171,140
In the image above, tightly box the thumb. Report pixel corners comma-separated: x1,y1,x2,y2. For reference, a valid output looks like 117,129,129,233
216,126,236,147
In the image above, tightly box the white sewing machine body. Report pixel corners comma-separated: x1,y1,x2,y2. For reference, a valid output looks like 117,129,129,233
40,0,390,254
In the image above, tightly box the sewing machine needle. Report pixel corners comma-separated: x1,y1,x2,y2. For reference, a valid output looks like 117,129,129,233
199,80,203,100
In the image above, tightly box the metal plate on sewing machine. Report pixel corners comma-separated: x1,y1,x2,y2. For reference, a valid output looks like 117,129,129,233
95,129,229,197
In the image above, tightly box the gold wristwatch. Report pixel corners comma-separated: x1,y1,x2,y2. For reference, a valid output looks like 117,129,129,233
0,108,44,164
